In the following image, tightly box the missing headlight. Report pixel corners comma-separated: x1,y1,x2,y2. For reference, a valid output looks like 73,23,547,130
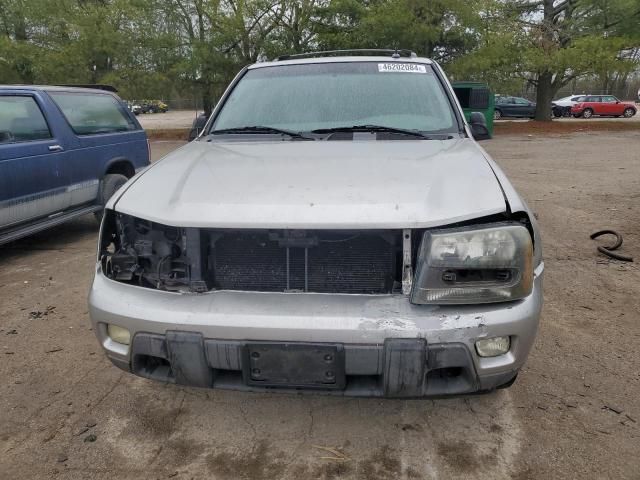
99,210,206,292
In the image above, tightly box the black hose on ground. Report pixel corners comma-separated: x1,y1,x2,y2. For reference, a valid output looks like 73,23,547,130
590,230,623,251
596,246,633,262
590,230,633,262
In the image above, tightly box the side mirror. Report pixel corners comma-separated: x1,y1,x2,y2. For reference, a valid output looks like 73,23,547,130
470,111,491,141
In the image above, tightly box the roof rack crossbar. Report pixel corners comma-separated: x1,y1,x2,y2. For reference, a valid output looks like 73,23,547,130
275,49,417,61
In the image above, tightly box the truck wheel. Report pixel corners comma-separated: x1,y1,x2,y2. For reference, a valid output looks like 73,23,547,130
95,174,129,223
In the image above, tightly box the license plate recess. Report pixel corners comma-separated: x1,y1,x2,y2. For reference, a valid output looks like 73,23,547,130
243,342,345,389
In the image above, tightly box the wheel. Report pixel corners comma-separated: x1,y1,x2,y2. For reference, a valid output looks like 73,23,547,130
493,109,502,120
552,109,562,118
623,108,636,118
582,108,593,119
95,173,129,223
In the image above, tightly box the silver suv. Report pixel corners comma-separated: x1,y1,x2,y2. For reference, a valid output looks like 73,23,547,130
89,50,543,398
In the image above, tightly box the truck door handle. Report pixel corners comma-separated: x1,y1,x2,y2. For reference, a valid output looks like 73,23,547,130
48,144,64,152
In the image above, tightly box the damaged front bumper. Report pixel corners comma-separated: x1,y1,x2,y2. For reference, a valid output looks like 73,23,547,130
88,263,543,398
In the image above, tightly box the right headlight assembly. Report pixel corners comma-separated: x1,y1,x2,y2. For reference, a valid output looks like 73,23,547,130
411,223,533,305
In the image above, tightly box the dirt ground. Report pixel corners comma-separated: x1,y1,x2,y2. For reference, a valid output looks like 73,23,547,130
138,110,201,130
1,131,639,480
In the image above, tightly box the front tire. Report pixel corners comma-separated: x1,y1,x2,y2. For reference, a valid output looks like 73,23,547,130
623,108,636,118
493,109,502,120
94,174,129,223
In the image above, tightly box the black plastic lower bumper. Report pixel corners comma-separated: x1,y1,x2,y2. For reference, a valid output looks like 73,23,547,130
120,331,516,397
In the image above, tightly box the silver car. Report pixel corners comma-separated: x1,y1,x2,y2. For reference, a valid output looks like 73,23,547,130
89,50,543,398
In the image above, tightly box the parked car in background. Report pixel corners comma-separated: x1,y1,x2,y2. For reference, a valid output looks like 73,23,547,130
494,96,536,119
135,99,169,114
571,95,637,118
551,95,587,117
129,102,142,115
149,100,169,113
0,85,150,245
89,50,543,399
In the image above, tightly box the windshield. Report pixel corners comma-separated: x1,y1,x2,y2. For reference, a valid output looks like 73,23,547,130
211,62,458,135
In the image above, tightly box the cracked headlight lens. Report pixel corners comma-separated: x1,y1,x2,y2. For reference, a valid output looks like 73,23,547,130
411,223,533,304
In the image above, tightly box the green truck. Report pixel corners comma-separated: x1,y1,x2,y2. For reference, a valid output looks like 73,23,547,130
452,81,495,137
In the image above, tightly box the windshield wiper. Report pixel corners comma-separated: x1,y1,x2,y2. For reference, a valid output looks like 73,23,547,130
209,126,313,140
310,125,449,139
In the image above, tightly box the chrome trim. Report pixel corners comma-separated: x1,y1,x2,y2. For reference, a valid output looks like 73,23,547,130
0,179,99,228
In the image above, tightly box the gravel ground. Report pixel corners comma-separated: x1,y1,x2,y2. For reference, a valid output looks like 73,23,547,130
1,131,639,479
137,110,201,130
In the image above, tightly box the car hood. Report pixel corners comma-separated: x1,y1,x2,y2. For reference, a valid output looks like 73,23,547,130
113,138,507,229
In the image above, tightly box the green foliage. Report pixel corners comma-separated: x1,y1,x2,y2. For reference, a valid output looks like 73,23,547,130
315,0,481,61
0,0,638,107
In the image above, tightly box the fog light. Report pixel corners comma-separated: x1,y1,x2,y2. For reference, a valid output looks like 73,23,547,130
107,324,131,345
475,336,510,357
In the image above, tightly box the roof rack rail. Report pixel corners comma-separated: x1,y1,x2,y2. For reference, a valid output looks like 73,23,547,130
275,49,417,61
55,84,118,93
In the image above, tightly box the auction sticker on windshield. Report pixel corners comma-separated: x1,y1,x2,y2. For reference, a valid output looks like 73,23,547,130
378,63,427,73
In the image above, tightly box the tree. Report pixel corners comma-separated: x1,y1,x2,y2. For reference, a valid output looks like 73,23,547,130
0,0,637,113
514,0,640,120
446,0,525,92
315,0,481,62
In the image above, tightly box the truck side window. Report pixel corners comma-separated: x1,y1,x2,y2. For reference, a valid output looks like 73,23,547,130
49,92,137,135
0,96,52,144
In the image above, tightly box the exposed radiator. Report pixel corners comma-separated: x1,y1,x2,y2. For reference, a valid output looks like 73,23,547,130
210,231,398,294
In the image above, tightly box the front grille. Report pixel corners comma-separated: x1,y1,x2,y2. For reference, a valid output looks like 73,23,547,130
210,231,399,294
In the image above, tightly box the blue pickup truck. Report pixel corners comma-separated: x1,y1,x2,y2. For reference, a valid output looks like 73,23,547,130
0,85,150,245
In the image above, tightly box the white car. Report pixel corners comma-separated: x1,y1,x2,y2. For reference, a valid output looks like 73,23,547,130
551,95,587,117
552,95,584,107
